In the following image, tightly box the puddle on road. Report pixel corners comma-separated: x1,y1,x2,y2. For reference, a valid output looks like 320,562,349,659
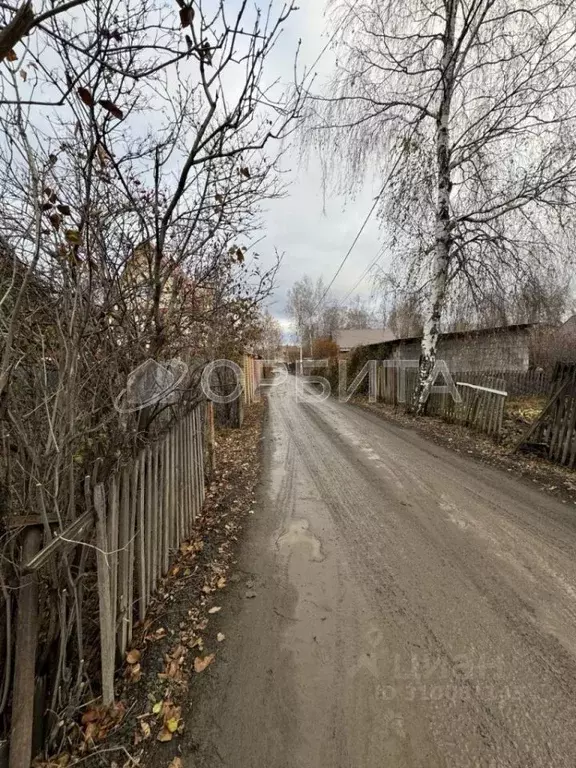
277,518,325,562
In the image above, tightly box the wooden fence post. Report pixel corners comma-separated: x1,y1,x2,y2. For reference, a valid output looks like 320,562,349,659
162,436,170,575
145,447,153,605
9,526,42,768
206,401,216,476
137,450,146,623
118,466,130,657
94,484,115,707
108,475,119,644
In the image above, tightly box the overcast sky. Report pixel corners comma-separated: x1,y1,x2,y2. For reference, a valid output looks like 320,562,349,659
256,1,390,331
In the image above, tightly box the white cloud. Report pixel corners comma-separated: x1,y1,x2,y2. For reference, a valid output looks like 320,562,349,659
257,2,391,323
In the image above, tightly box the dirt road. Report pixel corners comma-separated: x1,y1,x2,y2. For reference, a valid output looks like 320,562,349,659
186,378,576,767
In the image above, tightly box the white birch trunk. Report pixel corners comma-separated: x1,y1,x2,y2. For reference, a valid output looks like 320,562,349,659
416,2,456,414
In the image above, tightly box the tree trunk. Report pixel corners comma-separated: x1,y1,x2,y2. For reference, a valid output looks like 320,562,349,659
416,1,456,415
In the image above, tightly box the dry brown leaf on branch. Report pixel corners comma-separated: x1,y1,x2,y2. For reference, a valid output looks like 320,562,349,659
99,99,123,119
65,229,80,245
179,6,194,27
194,653,215,673
77,87,93,106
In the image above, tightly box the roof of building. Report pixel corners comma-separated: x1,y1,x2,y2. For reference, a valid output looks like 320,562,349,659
334,328,395,351
361,322,544,351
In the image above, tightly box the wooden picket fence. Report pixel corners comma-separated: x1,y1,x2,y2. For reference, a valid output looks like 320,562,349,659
427,378,507,437
516,361,576,467
469,368,550,397
377,365,507,438
378,363,547,403
92,402,210,704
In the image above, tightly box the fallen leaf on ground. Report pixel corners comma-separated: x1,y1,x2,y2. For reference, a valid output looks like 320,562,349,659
217,632,225,642
171,644,186,660
127,663,142,682
166,717,179,733
194,654,215,673
168,759,183,768
126,649,141,664
157,727,172,742
208,606,221,614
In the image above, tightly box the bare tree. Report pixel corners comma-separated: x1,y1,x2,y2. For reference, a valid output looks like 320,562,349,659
311,0,576,411
252,309,283,359
0,0,300,753
285,274,326,349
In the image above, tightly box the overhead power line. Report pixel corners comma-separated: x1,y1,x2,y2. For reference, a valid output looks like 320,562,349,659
311,149,404,319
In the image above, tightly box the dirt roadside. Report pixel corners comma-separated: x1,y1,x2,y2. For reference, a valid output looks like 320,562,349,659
351,396,576,507
55,402,266,768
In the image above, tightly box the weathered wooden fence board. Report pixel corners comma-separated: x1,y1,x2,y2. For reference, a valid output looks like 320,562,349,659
517,362,576,466
376,363,507,438
86,402,210,669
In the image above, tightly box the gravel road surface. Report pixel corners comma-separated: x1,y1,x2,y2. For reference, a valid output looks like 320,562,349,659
187,377,576,767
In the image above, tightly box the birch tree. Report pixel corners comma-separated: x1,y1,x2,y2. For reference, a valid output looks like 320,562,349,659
313,0,576,411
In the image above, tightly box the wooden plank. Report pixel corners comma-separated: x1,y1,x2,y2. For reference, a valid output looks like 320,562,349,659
118,466,130,656
137,450,147,623
561,394,576,466
198,407,206,507
206,401,216,477
185,412,193,535
108,474,119,641
4,514,58,530
514,378,570,452
550,388,568,462
126,458,139,646
94,483,115,706
163,436,170,574
190,411,197,523
559,369,576,465
24,510,93,573
145,446,153,604
456,381,508,397
170,425,177,551
150,443,159,593
179,416,185,543
9,527,42,768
